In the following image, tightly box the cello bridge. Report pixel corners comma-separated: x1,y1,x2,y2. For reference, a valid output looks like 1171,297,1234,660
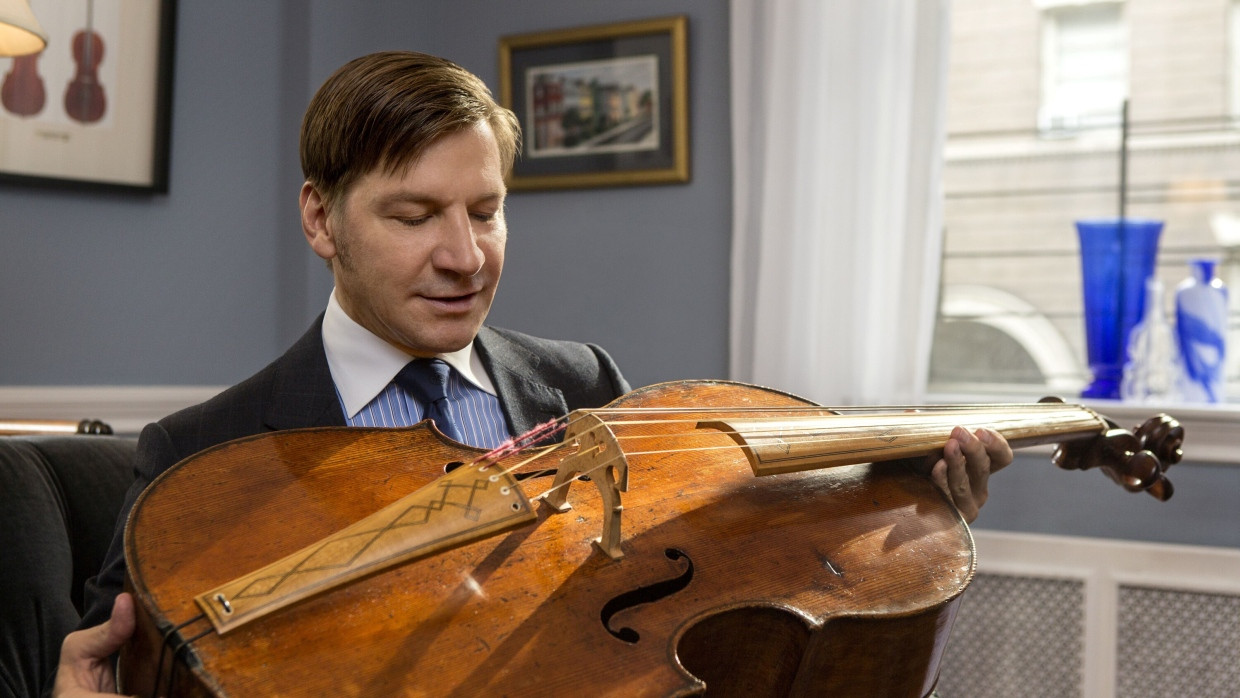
541,411,629,560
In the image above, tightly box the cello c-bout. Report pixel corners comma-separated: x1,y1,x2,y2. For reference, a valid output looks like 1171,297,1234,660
119,380,1180,697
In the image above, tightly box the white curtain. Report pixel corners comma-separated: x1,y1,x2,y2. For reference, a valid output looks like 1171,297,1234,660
729,0,952,406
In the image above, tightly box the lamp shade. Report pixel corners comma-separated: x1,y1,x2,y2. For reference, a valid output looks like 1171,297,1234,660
0,0,47,57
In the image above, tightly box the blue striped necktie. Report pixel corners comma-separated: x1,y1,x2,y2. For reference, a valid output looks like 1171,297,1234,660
394,358,463,442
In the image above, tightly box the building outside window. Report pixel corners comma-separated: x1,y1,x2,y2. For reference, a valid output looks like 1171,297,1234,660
931,0,1240,404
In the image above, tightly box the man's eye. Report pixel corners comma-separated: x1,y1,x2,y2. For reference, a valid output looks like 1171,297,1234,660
399,216,430,226
471,211,498,222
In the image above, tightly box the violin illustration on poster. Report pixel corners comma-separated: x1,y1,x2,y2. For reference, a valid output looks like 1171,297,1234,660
64,0,108,123
1,0,111,123
0,51,46,117
0,0,173,192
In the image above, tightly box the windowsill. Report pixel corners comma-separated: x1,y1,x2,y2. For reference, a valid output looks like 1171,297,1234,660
926,389,1239,466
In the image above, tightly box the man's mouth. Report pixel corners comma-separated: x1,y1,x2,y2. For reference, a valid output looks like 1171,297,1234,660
422,290,480,310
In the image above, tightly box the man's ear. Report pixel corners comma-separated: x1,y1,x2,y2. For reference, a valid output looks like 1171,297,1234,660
300,182,337,261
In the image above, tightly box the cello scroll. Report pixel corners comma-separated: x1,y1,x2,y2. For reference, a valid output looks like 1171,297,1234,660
1041,395,1182,501
1050,413,1182,501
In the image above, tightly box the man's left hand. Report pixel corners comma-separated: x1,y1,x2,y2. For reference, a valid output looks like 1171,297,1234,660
925,427,1014,523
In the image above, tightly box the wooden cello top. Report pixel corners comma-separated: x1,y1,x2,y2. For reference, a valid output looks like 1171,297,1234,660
119,380,1180,697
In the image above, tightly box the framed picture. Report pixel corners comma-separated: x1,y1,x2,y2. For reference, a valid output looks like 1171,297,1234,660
499,15,689,191
0,0,177,193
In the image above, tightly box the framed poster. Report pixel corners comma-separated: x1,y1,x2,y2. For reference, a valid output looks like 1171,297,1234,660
499,15,689,191
0,0,176,193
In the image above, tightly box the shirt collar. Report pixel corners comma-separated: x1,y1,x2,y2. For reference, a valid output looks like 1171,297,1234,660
321,290,496,419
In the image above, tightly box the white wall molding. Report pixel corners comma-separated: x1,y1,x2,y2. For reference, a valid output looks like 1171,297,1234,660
0,386,227,435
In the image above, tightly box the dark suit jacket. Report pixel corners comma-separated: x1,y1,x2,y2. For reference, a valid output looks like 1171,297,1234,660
79,316,630,628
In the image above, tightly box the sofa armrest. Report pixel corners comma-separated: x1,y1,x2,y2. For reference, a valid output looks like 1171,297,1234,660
0,435,136,697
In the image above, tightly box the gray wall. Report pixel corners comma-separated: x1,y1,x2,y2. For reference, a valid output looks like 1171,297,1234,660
0,0,731,389
977,452,1240,549
2,1,306,384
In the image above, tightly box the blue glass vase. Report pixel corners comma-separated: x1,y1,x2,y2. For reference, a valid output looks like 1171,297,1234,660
1075,218,1164,399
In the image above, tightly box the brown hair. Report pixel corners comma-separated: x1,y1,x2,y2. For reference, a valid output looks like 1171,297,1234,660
300,51,520,207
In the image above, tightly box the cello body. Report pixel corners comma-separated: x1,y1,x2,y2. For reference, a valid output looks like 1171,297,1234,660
117,381,990,696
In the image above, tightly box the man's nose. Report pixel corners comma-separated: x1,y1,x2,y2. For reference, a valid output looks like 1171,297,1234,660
433,209,485,276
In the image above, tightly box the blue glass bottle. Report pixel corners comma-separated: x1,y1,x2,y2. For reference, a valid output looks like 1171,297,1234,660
1175,258,1228,402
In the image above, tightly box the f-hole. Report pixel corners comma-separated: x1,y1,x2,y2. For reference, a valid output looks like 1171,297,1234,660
600,548,694,643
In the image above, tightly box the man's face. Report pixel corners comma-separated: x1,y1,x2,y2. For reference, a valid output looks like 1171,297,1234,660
303,123,508,357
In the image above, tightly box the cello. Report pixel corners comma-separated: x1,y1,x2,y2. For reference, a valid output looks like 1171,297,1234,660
118,380,1181,697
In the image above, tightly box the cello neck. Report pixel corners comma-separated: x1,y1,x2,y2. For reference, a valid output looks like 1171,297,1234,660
696,402,1108,476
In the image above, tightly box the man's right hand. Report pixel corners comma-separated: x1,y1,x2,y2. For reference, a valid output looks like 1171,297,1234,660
53,592,136,697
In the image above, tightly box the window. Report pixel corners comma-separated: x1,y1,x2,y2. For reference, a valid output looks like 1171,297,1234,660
932,0,1240,404
1039,1,1127,132
1231,0,1240,118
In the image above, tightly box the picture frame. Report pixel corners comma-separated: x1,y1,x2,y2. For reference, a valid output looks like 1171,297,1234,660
499,15,689,191
0,0,177,193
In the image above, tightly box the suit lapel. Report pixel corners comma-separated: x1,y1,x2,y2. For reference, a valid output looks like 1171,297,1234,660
261,321,572,437
264,315,347,430
475,327,568,438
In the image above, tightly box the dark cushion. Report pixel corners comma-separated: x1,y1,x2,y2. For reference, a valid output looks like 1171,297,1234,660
0,436,135,698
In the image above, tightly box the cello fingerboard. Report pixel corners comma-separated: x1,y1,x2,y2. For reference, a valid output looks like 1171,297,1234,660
699,405,1107,476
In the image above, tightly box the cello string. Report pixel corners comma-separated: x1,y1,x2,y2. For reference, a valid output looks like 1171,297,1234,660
584,402,1077,415
469,415,574,467
480,400,1081,466
483,440,566,479
588,414,1092,458
452,402,1100,502
527,445,611,501
550,403,1089,463
492,402,1085,462
579,414,1078,430
166,626,215,697
485,406,1095,477
518,431,934,503
152,613,209,698
477,401,1083,463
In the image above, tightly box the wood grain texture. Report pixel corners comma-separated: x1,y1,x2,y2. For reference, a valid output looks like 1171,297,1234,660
120,381,978,697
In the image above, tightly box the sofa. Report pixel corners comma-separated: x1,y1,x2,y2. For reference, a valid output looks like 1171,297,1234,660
0,434,136,698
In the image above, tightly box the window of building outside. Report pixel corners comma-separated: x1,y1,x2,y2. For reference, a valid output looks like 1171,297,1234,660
931,0,1240,410
1232,0,1240,117
1039,1,1127,131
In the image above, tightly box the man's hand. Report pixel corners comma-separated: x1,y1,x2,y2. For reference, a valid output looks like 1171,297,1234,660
53,592,136,697
925,427,1014,523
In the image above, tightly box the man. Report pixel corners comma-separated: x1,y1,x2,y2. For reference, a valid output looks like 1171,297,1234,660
53,50,1011,696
